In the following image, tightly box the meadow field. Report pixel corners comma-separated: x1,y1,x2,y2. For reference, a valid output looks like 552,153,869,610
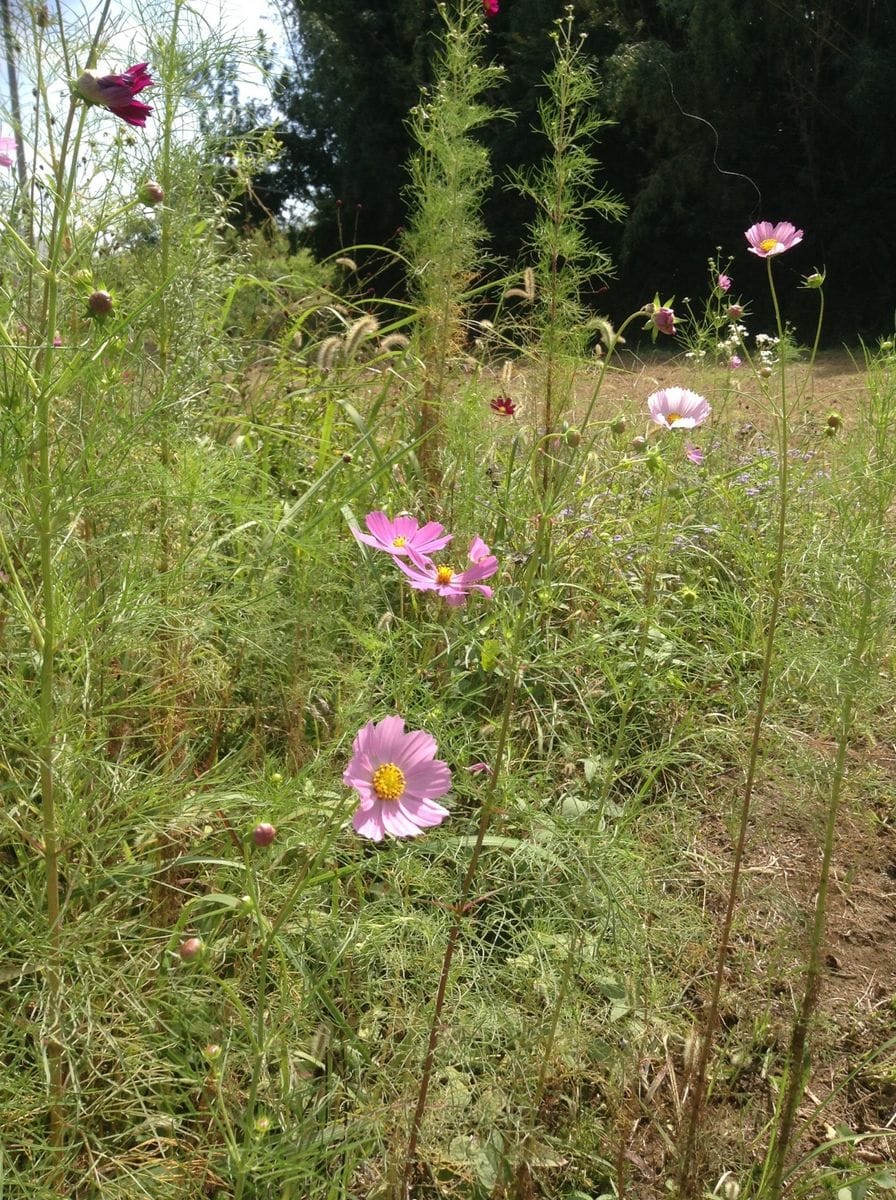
1,3,895,1198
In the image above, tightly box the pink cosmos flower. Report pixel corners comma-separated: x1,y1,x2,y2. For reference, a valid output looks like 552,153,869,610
483,0,499,14
717,274,732,292
745,220,804,258
74,62,154,127
353,511,452,567
648,387,711,430
467,762,492,775
396,536,498,606
728,354,742,369
652,306,676,336
0,137,16,168
344,715,451,841
685,443,704,465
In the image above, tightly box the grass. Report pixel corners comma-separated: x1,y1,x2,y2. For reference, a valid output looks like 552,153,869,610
1,2,896,1198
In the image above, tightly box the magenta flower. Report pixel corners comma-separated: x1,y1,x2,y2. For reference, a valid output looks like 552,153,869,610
490,394,516,416
74,62,154,127
648,387,711,430
685,443,704,465
353,511,452,567
728,355,742,369
717,274,732,292
652,306,676,336
0,137,16,168
745,220,804,258
344,715,451,841
395,536,498,606
483,0,499,14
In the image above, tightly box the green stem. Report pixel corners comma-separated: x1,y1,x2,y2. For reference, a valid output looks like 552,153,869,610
676,255,792,1198
399,522,548,1198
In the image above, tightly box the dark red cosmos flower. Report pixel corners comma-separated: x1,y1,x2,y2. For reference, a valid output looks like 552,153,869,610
74,62,154,127
490,394,516,416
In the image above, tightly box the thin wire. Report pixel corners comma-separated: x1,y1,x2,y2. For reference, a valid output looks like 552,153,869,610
660,63,763,216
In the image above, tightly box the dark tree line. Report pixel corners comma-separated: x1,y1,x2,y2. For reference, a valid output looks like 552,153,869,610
247,0,896,341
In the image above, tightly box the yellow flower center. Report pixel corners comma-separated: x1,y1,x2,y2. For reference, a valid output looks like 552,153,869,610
392,536,407,548
759,238,779,253
436,565,454,585
372,762,405,802
666,412,681,424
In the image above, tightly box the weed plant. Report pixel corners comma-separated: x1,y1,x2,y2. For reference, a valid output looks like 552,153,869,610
0,4,894,1200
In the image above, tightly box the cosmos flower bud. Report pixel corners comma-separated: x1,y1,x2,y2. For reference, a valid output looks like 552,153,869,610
204,1042,222,1061
610,416,627,435
652,306,675,336
630,435,647,451
252,822,277,847
803,270,825,289
759,365,773,378
727,304,744,320
87,290,114,319
564,426,581,447
826,411,842,430
179,936,203,961
138,179,164,206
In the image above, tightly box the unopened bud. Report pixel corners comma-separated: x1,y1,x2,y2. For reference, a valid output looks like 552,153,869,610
826,411,842,430
727,304,744,320
564,426,581,448
610,416,627,435
630,435,647,452
204,1042,222,1061
270,772,284,784
255,1114,271,1134
179,936,203,961
881,340,894,353
252,822,277,847
759,365,773,378
87,290,113,318
138,180,165,206
803,270,825,289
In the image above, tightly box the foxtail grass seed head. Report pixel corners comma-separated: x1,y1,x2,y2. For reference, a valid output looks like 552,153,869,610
35,4,51,27
252,822,277,847
138,179,164,205
343,315,380,359
334,256,358,271
683,1029,703,1073
179,936,203,961
378,333,410,353
315,335,342,372
722,1180,741,1200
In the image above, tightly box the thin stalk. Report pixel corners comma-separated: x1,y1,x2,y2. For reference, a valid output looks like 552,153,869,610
399,528,546,1199
764,320,883,1198
676,255,792,1198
